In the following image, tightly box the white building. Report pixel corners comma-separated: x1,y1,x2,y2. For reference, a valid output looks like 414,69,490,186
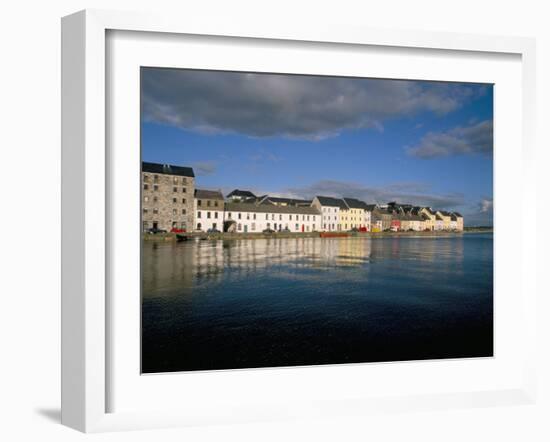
194,189,224,231
311,196,346,231
224,202,321,233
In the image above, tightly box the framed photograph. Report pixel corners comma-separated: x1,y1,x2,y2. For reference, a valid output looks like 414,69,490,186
61,9,537,432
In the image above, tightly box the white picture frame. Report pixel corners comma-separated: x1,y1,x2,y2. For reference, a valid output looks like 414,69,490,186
61,9,537,433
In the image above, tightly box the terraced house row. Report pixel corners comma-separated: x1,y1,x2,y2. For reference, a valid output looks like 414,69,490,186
141,162,464,233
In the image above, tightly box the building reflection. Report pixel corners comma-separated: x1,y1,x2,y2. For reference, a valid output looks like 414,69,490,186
142,236,466,293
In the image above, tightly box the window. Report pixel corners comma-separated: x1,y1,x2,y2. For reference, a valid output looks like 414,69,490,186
172,197,177,203
153,175,159,183
173,177,178,184
197,200,202,206
289,214,292,220
182,187,186,193
279,214,282,220
238,223,242,231
143,184,149,190
213,223,217,229
182,209,186,215
153,208,158,214
307,215,310,221
214,201,218,207
228,213,232,219
143,175,149,182
197,211,201,218
182,198,186,204
253,214,256,220
173,209,177,215
153,196,158,203
214,212,218,219
207,201,211,207
265,214,268,220
295,224,299,231
197,223,202,230
144,196,149,202
247,213,250,220
143,208,148,214
207,212,211,219
302,215,305,221
271,214,275,220
238,213,242,219
153,185,158,191
172,187,178,193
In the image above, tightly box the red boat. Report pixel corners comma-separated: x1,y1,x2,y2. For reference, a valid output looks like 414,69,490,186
319,232,349,238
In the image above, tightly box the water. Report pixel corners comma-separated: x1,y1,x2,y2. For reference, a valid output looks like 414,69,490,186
142,234,493,373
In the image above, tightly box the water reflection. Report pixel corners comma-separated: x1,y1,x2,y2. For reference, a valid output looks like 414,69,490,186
143,235,471,296
142,234,493,372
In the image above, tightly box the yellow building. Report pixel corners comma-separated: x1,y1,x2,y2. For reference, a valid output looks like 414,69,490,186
419,207,436,231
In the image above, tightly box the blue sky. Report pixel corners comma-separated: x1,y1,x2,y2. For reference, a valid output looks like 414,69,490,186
141,68,493,226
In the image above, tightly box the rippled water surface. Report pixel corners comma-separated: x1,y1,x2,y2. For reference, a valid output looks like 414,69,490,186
142,234,493,373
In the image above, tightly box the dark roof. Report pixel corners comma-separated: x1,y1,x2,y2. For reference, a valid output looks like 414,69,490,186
453,212,463,218
194,188,224,200
225,202,320,215
343,197,369,210
142,161,195,178
227,189,256,198
315,196,348,210
264,196,312,206
439,210,453,217
365,204,378,211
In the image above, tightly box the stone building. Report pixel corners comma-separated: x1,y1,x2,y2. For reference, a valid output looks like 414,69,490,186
194,189,225,231
141,162,195,232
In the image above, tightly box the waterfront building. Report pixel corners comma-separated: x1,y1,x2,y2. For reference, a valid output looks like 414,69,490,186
372,207,393,231
435,213,445,230
390,216,401,232
343,198,370,230
454,212,464,231
311,196,347,231
450,212,464,231
194,189,225,231
419,207,437,231
436,211,453,230
224,202,321,233
141,162,195,232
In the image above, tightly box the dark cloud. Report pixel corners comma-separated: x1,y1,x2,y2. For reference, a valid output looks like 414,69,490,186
283,179,465,210
408,120,493,159
142,68,488,140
